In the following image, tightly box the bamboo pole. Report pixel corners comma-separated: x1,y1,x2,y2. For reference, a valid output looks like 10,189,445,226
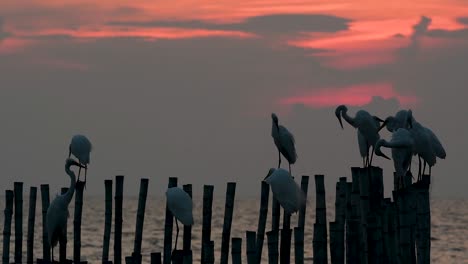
293,227,304,264
40,184,51,263
27,187,37,264
347,169,361,264
369,167,383,212
298,176,309,229
2,190,14,264
114,175,124,264
313,175,327,264
231,238,242,264
14,182,23,264
201,185,214,263
172,250,184,264
416,175,431,264
367,214,383,264
271,196,280,232
395,189,411,264
74,181,86,264
183,184,193,264
246,231,257,264
334,177,346,264
151,252,162,264
329,222,337,264
358,168,369,264
256,181,269,264
221,182,237,264
203,241,215,264
163,177,178,264
133,178,149,263
102,180,113,263
266,231,279,264
280,211,292,264
381,199,392,264
59,187,68,263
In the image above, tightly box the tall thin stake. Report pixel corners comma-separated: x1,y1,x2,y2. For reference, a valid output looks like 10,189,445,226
183,184,193,264
2,190,14,264
231,238,242,264
256,181,270,264
74,181,86,264
114,175,124,264
221,182,237,264
40,184,51,262
59,187,69,263
201,185,214,263
246,231,257,264
163,177,178,264
14,182,23,264
102,180,113,263
27,187,37,264
133,178,149,263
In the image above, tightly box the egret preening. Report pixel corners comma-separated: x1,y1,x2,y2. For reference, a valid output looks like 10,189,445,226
264,168,306,215
46,158,85,262
271,113,297,174
166,187,194,252
335,105,384,167
375,128,415,188
68,134,92,183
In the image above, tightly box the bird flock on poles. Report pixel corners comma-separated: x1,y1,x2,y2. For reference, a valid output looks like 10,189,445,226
41,106,445,260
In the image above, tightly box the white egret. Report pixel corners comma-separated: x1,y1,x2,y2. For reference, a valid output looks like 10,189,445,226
335,105,384,167
166,187,194,251
264,168,306,215
375,128,415,188
68,134,92,183
46,158,85,262
271,113,297,174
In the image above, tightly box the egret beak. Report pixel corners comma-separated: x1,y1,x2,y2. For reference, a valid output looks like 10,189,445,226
264,168,276,180
374,116,384,122
380,152,391,160
335,109,343,129
375,146,391,160
378,119,388,132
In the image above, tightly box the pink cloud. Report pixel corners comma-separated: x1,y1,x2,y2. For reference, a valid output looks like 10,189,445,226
279,83,419,108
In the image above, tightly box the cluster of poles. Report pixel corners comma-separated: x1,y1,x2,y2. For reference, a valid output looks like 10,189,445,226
2,166,431,264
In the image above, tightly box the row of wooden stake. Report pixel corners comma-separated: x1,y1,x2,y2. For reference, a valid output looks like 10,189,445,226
2,166,431,264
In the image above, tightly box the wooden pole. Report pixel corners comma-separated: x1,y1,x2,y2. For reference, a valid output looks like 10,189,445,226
182,184,193,264
369,167,384,212
271,197,280,232
231,238,242,264
102,180,113,263
221,182,237,264
2,190,14,264
256,181,269,264
298,176,309,229
312,175,327,264
201,185,214,263
266,231,279,264
40,184,51,263
203,241,215,264
395,189,411,264
163,177,178,264
59,187,69,263
293,227,304,264
335,177,346,264
416,175,431,264
133,178,149,263
367,214,383,264
114,175,124,264
329,222,337,264
347,169,361,264
280,213,292,264
358,168,369,264
151,252,162,264
27,187,37,264
14,182,23,264
246,231,257,264
73,181,86,264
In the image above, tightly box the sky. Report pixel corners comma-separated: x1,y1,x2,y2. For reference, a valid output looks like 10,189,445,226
0,0,467,198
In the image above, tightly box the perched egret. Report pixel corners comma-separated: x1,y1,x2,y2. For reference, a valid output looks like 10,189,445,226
375,128,415,188
166,187,194,251
46,158,85,262
68,134,92,183
271,113,297,174
264,168,306,215
335,105,384,167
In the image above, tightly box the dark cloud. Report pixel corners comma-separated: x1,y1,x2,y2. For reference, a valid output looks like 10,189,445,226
427,28,468,39
108,14,351,34
456,17,468,25
0,17,11,41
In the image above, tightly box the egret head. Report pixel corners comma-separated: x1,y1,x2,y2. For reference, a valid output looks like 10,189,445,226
374,140,391,160
407,109,413,129
271,113,279,125
65,158,85,171
264,168,276,181
334,105,347,129
379,116,395,132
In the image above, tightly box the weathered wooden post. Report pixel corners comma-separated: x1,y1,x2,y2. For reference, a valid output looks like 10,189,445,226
293,227,304,264
416,175,431,264
256,181,269,264
221,182,237,264
272,196,280,232
182,184,193,264
203,241,215,264
266,231,279,264
369,167,383,211
114,175,124,264
298,176,309,229
59,187,69,263
329,222,338,264
151,252,162,264
231,237,242,264
2,190,14,264
74,181,86,264
102,180,113,263
40,184,51,263
27,187,37,264
347,169,361,264
358,168,369,264
163,177,178,264
367,214,383,264
280,212,292,264
131,178,149,264
394,189,411,264
246,231,257,264
313,175,327,264
14,182,23,264
332,177,346,264
381,199,393,264
201,185,214,263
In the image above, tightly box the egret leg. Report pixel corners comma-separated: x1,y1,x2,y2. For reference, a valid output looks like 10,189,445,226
422,161,427,180
363,157,366,168
418,156,422,180
289,163,292,176
429,166,432,177
174,219,180,250
78,166,82,182
84,165,87,189
52,247,54,263
369,146,375,167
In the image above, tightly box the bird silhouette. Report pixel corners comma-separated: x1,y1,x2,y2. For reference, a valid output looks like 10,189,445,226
264,168,306,215
166,187,194,252
335,105,384,167
46,158,85,262
375,128,415,188
68,135,92,184
271,113,297,175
